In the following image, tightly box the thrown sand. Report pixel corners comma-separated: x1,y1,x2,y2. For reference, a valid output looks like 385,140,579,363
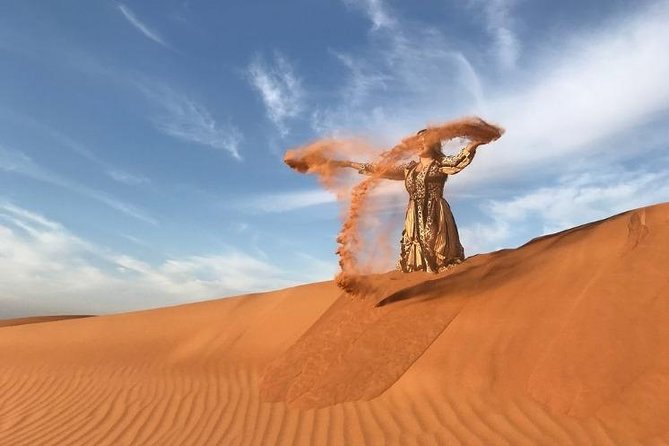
1,203,669,445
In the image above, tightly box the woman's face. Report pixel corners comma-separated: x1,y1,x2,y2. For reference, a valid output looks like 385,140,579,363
418,134,430,156
418,134,437,157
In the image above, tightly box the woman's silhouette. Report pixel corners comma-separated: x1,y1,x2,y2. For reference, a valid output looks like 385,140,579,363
339,130,483,273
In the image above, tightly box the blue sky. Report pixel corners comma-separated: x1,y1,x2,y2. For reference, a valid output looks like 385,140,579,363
1,0,668,318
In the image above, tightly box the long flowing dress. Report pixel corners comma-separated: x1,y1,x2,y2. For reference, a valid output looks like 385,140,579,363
359,147,475,273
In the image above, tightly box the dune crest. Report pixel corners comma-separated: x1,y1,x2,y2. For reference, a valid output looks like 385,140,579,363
0,315,92,328
1,203,669,445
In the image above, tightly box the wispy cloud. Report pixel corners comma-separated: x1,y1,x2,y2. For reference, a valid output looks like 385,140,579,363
317,1,669,184
247,52,305,136
0,145,158,225
311,22,484,142
106,169,151,185
309,0,669,263
327,51,392,108
342,0,396,30
459,164,669,255
6,43,243,160
0,202,307,318
2,11,238,161
236,179,409,214
471,1,669,183
41,129,150,186
0,108,153,188
136,82,243,160
467,0,520,69
238,189,337,213
117,3,170,48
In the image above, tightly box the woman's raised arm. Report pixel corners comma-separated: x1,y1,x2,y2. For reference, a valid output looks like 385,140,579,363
335,160,406,180
439,141,483,175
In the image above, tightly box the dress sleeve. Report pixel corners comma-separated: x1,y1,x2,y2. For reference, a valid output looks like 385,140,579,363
440,147,475,173
358,162,407,180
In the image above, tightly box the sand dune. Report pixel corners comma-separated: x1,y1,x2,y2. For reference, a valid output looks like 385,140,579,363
0,315,92,328
1,202,669,445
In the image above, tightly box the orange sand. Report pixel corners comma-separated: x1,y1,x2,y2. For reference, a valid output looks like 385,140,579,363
0,315,91,328
1,202,668,445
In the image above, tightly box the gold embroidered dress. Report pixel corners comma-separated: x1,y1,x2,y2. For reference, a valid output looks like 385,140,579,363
360,147,475,273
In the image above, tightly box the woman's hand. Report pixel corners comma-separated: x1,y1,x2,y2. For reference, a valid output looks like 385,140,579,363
330,160,356,169
464,141,484,155
351,161,367,170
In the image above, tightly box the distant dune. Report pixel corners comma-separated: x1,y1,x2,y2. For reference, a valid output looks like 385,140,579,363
0,315,92,328
1,202,668,445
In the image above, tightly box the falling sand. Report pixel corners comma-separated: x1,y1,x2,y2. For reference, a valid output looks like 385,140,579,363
1,202,669,444
284,116,504,294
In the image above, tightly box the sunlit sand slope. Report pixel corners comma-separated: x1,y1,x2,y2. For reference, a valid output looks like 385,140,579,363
1,202,668,445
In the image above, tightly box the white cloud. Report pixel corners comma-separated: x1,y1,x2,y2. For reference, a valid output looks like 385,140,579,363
342,0,396,30
294,252,338,280
238,189,337,213
1,29,241,159
314,1,669,189
247,52,304,136
236,178,411,214
467,0,520,69
0,145,158,225
459,165,669,255
119,233,152,247
117,3,170,48
475,2,669,180
136,82,243,160
250,1,669,268
311,15,485,143
0,202,310,318
0,109,153,187
106,169,150,185
330,52,392,106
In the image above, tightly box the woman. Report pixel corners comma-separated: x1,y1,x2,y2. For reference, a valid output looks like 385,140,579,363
341,129,483,273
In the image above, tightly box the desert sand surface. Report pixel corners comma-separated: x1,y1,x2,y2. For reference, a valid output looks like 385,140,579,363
0,315,91,328
1,202,669,445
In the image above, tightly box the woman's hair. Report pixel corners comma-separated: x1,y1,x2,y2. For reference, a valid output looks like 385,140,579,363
428,143,445,159
417,129,443,158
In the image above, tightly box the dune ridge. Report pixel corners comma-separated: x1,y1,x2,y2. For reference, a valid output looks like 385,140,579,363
0,315,92,328
1,202,669,445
